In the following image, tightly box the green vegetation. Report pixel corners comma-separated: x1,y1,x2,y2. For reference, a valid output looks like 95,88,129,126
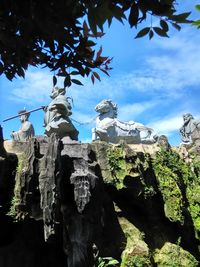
0,1,191,86
122,255,151,267
118,217,149,267
7,153,28,220
97,257,119,267
154,242,198,267
192,5,200,29
107,145,152,193
152,149,185,224
153,148,200,237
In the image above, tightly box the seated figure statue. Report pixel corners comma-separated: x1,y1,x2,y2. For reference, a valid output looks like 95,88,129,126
44,87,79,140
179,113,200,144
11,110,35,141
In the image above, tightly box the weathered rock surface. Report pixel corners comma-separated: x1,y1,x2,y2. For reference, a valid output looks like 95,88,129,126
0,139,200,267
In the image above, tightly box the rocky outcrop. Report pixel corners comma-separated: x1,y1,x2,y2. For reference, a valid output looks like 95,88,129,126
0,138,200,266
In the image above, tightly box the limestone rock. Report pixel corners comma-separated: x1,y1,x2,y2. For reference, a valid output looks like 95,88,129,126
154,242,198,267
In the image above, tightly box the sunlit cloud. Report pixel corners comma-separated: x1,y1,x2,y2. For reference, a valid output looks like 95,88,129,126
9,71,53,105
118,100,159,121
150,115,183,136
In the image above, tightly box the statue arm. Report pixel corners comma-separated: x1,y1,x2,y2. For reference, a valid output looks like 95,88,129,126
52,97,72,116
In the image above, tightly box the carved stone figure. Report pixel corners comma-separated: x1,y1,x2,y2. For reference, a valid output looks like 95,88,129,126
157,135,171,150
11,110,35,141
179,113,200,144
92,99,157,144
44,87,79,140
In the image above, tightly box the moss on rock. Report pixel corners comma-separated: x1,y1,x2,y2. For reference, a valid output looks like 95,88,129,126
7,152,28,220
118,216,151,267
154,242,198,267
152,149,185,224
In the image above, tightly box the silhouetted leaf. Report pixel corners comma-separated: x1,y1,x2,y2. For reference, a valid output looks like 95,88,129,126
135,27,150,38
53,75,57,86
128,2,139,27
93,71,101,81
149,29,154,40
71,79,83,85
112,6,126,23
70,71,80,75
96,46,103,59
17,68,25,78
88,9,97,35
100,68,109,76
160,20,169,32
171,23,181,31
153,27,169,37
170,12,192,23
91,74,95,84
64,75,71,87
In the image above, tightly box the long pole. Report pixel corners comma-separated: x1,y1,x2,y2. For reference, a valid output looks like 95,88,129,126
3,106,45,122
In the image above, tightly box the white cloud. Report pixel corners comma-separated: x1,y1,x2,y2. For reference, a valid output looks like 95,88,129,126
145,27,200,92
9,25,200,110
9,71,53,105
118,100,159,121
150,115,183,136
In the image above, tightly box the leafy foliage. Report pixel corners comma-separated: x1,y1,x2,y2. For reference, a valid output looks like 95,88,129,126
0,0,192,86
154,242,198,267
192,5,200,29
97,256,119,267
123,255,151,267
153,148,200,237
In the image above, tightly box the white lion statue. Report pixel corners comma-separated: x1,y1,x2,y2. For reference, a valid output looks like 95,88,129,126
92,99,157,144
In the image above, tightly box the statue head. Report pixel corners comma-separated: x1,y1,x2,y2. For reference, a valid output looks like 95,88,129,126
183,113,194,123
18,109,29,122
50,87,66,99
95,99,118,118
158,135,170,150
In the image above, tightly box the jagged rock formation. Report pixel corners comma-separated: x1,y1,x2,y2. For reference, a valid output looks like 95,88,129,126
1,138,200,267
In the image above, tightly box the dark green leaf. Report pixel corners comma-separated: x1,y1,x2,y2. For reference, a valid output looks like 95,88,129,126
111,6,126,23
64,75,71,87
71,79,83,85
70,71,80,75
93,71,101,81
128,2,139,28
100,68,109,76
192,19,200,28
87,40,96,47
88,9,97,35
149,29,154,40
195,5,200,12
153,27,169,37
171,23,181,31
53,75,57,86
170,12,192,23
135,27,150,38
160,20,169,32
17,68,25,78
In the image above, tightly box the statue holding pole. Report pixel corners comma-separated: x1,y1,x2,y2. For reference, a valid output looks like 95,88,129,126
10,110,35,141
43,87,79,140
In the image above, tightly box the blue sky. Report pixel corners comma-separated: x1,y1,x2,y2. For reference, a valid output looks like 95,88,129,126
1,0,200,145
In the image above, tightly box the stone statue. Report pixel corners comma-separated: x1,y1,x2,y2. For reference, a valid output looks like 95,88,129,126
44,87,79,140
92,99,157,144
11,110,35,141
179,113,200,144
157,135,171,150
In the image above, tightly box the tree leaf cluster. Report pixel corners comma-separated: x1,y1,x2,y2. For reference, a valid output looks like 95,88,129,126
0,0,192,86
192,5,200,29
